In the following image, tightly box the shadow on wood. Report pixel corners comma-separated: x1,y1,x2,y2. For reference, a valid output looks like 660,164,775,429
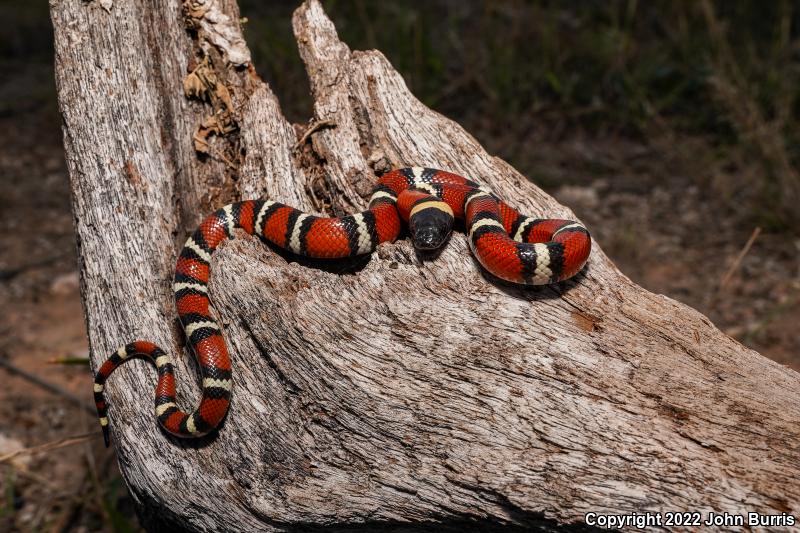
50,0,799,530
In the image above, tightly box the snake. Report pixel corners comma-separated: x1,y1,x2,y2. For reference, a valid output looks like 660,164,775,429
93,167,591,446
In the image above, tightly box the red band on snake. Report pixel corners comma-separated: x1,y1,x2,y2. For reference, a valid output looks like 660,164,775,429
93,167,591,445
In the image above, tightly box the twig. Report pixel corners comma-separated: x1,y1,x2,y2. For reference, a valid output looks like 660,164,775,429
0,357,95,416
293,119,336,149
0,432,98,464
719,227,761,290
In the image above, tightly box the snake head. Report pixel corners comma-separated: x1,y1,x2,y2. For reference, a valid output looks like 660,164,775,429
409,200,454,250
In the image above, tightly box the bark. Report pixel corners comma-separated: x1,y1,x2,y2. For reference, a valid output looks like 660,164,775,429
51,0,799,531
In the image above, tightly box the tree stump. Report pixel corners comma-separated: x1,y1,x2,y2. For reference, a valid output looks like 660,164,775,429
50,0,800,530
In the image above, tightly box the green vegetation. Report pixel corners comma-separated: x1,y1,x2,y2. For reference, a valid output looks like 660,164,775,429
241,0,800,231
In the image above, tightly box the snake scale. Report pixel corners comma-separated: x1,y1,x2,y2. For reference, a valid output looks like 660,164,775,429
93,167,591,445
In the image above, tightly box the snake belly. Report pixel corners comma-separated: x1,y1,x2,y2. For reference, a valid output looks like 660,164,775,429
93,167,591,445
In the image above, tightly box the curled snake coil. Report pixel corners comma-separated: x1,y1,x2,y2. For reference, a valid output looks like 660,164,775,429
93,167,591,446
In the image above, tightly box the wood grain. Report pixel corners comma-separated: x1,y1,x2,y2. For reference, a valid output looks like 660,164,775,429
51,0,799,530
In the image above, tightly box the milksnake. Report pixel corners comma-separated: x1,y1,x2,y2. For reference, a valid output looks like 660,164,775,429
93,167,591,445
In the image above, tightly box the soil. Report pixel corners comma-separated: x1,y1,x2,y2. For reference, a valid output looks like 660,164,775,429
1,49,798,533
0,62,139,531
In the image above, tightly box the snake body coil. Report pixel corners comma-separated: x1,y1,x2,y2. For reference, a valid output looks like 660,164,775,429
93,167,591,445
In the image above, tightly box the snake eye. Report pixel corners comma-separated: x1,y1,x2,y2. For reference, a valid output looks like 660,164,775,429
409,203,454,250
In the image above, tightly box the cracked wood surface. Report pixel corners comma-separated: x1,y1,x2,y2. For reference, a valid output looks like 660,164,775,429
51,0,799,531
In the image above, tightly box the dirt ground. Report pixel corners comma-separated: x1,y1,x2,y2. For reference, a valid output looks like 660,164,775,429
0,60,140,531
2,30,799,533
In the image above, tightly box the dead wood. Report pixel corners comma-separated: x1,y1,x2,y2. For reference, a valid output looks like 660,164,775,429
50,0,799,530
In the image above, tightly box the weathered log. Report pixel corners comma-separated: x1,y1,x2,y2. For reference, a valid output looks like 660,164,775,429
51,0,800,531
